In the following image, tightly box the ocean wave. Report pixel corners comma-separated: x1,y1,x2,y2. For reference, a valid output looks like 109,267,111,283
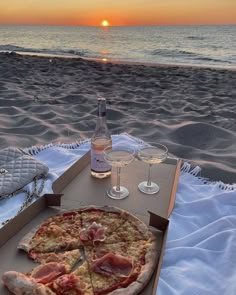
186,36,206,40
150,48,203,58
0,44,88,57
150,48,176,57
192,55,232,64
149,48,232,65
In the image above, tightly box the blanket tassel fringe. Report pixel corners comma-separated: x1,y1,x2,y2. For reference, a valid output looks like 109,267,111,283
181,162,236,191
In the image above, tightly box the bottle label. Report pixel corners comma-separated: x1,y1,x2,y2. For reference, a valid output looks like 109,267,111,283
91,149,111,172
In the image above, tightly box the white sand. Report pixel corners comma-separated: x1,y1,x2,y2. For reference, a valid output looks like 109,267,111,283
0,52,235,183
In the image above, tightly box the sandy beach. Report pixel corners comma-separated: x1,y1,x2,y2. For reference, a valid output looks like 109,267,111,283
0,52,235,183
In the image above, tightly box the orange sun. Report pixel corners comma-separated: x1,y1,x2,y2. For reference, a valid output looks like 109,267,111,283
101,20,110,27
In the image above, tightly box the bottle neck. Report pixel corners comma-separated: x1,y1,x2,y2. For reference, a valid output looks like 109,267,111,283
92,99,110,139
97,100,106,117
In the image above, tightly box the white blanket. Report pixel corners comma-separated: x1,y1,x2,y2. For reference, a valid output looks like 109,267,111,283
0,133,235,294
158,164,236,295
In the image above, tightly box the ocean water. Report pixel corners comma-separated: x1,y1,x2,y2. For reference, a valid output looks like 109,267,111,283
0,25,235,68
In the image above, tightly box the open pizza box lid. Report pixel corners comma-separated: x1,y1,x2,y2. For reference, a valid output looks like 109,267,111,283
0,150,181,295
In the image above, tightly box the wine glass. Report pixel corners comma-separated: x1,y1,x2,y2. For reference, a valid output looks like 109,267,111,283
103,145,135,200
138,143,168,195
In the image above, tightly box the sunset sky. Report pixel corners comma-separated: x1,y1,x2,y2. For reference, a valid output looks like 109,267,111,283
0,0,235,26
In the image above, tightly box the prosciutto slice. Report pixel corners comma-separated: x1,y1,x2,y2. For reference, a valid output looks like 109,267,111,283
2,271,55,295
91,253,133,277
50,274,83,295
79,222,106,244
31,262,67,284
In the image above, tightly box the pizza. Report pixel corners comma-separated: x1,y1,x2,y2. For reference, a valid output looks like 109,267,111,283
2,205,159,295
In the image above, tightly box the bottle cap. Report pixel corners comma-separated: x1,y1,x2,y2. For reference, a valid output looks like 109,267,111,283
97,96,106,102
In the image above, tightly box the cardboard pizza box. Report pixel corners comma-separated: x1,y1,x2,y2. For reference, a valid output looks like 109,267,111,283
0,150,181,295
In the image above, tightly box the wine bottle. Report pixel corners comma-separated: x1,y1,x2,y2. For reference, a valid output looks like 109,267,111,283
91,97,112,178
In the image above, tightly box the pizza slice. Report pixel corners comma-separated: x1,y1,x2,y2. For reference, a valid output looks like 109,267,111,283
104,213,154,244
84,254,125,295
48,261,93,295
72,261,94,295
84,239,158,295
29,249,81,273
18,211,83,254
84,251,140,295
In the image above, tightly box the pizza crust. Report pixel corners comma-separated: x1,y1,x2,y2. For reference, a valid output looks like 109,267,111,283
18,224,42,252
108,281,143,295
137,238,159,284
78,205,125,215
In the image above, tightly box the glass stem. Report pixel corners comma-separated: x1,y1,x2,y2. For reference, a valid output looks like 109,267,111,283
147,164,152,186
116,167,121,192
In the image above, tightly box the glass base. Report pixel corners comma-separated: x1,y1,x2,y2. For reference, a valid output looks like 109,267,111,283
138,181,160,195
107,186,129,200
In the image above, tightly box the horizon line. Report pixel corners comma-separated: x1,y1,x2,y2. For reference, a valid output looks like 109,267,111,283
0,23,235,27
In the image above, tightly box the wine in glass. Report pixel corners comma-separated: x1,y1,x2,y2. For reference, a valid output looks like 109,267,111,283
138,143,168,194
103,145,135,200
